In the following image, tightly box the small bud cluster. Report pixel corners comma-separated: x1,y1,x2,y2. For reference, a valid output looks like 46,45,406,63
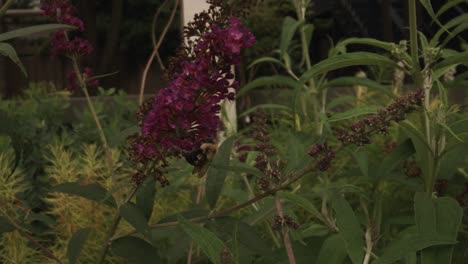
307,90,424,172
433,179,448,196
403,160,421,178
423,47,441,65
41,0,98,92
443,67,457,82
220,247,234,264
307,143,336,172
131,169,146,186
385,141,398,154
250,111,287,191
272,215,299,230
391,40,408,60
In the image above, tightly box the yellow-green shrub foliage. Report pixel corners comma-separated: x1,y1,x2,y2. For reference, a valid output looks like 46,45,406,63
44,143,127,263
0,149,45,263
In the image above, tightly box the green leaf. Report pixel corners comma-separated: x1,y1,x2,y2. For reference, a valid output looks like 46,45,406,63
0,42,27,76
436,0,464,17
442,22,468,46
239,104,292,117
178,215,225,264
237,75,303,97
335,38,394,53
51,182,116,207
332,194,364,264
120,202,150,236
316,234,348,264
136,177,156,220
435,80,448,108
248,57,285,69
283,132,314,173
419,0,447,34
434,51,468,76
376,139,415,178
447,118,468,135
206,217,272,257
210,161,263,177
414,193,463,264
67,228,92,264
303,24,315,47
111,236,161,264
328,105,380,122
0,24,74,42
280,17,302,58
374,232,457,264
280,192,323,221
430,14,468,46
0,216,15,234
438,143,468,179
300,52,397,82
327,96,356,110
206,137,235,209
401,121,432,179
354,150,368,178
324,76,395,98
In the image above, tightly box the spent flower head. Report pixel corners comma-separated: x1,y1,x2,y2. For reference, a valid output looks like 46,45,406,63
41,0,98,91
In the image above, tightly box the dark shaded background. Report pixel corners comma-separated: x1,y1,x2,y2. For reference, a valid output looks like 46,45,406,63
0,0,466,97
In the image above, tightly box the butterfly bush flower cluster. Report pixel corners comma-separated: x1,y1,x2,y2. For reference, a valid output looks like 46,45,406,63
41,0,98,91
308,89,424,171
129,1,255,185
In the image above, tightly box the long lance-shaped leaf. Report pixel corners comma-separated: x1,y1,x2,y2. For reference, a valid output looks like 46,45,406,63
0,43,27,76
206,137,235,209
0,24,74,42
332,194,364,264
280,16,303,58
419,0,449,34
178,215,225,264
430,13,468,46
323,76,395,98
237,75,304,97
300,52,397,82
436,0,465,17
414,193,463,264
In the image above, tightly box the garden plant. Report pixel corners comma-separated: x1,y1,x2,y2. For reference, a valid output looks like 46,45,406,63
0,0,467,263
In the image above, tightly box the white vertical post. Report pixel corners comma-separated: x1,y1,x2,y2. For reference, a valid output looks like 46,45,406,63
181,0,238,140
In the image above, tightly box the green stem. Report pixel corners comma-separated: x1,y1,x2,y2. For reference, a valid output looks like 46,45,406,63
0,0,15,18
296,0,322,135
409,0,434,196
71,59,114,171
408,0,422,87
96,186,139,264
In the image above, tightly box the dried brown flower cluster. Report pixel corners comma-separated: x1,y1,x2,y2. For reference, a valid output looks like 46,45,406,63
273,215,299,230
308,89,424,172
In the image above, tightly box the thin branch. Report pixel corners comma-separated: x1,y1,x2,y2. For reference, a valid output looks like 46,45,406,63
275,194,297,264
111,166,314,241
0,208,64,264
96,186,139,264
151,0,171,47
0,0,15,18
139,0,180,105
